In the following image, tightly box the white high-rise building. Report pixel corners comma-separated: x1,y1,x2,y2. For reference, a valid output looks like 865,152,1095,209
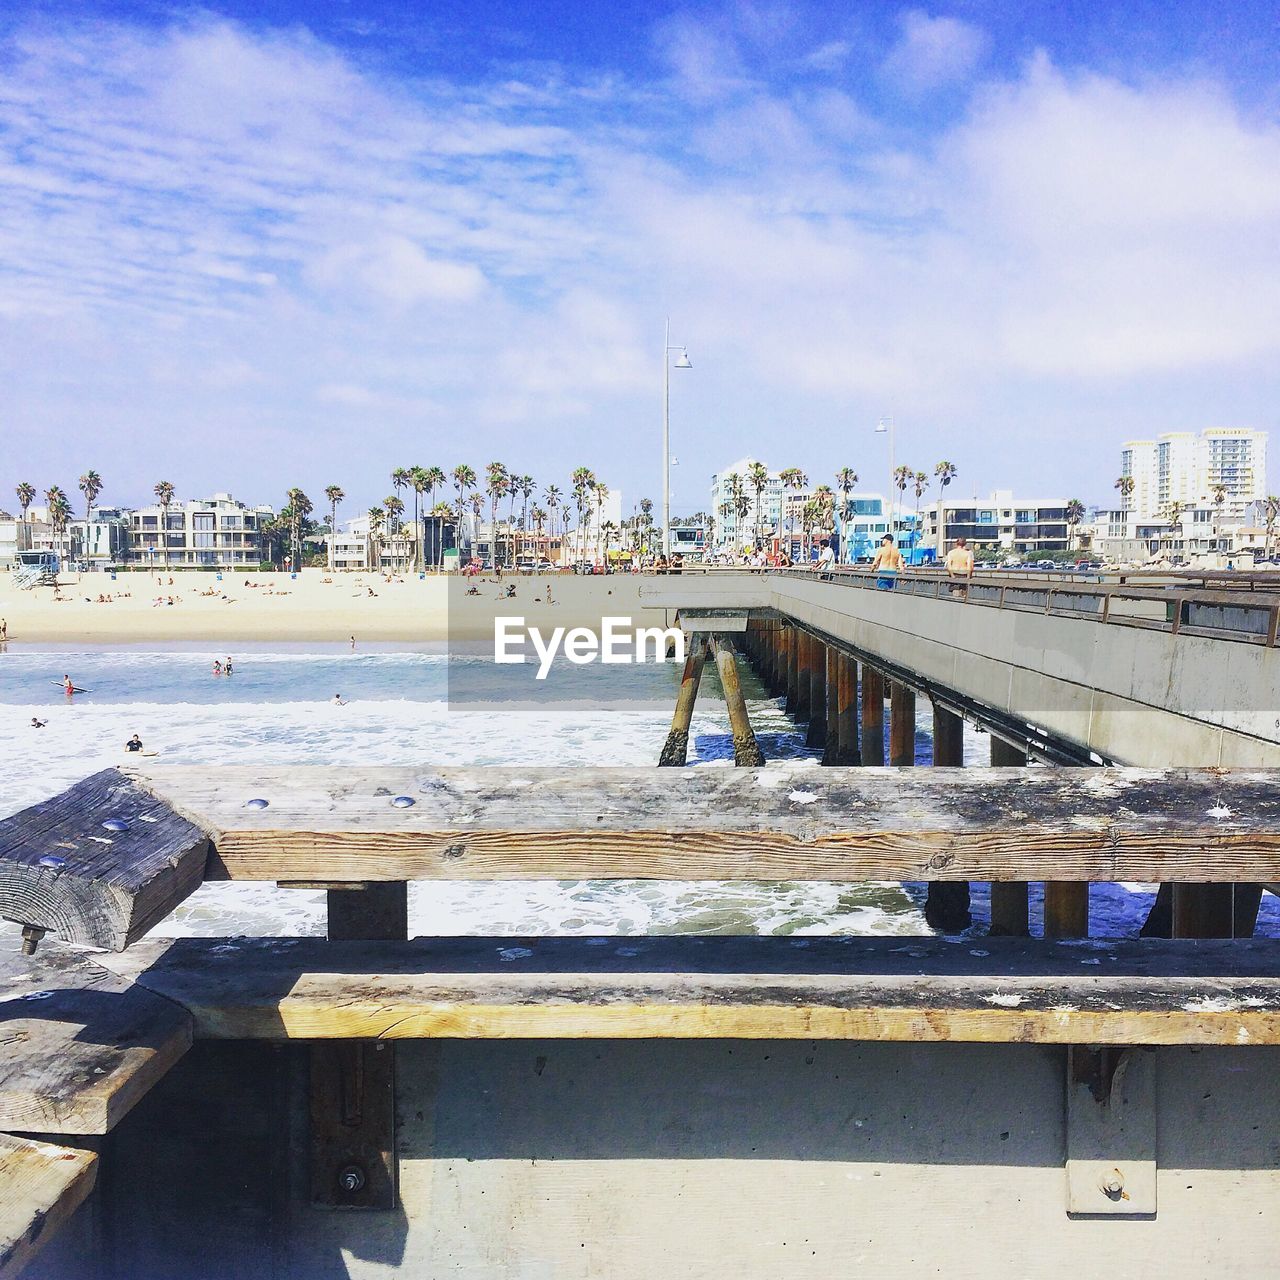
1120,429,1267,522
709,459,784,551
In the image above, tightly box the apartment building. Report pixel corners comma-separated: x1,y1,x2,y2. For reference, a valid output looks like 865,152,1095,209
924,491,1071,556
128,493,273,568
1120,429,1266,522
710,459,784,551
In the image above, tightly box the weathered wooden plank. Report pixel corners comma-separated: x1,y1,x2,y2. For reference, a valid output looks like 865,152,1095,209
101,935,1280,1046
0,769,210,950
988,737,1031,937
0,1134,97,1280
126,765,1280,884
0,941,192,1134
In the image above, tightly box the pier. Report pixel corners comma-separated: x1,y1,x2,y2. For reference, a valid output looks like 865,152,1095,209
3,568,1280,1276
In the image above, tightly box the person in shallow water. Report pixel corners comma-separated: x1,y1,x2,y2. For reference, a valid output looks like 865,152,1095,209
125,734,143,752
224,657,234,675
212,660,223,676
331,693,348,706
63,674,75,695
31,717,46,729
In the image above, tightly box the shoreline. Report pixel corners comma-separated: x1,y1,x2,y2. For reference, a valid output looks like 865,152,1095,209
0,571,665,645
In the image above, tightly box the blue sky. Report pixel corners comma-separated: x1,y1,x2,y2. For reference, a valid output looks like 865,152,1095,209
1,1,1278,519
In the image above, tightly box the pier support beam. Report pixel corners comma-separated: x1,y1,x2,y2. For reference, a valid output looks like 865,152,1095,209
795,631,814,723
926,704,971,932
807,640,828,751
1043,881,1089,940
713,636,765,767
785,626,799,717
888,682,915,768
860,666,885,766
989,737,1031,937
659,635,708,767
820,648,844,764
835,654,861,765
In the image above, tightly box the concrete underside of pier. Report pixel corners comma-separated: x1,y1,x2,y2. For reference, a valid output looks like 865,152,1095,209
27,1038,1280,1280
640,573,1280,766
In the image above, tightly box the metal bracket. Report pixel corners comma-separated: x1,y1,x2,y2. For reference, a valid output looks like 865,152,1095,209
1065,1046,1156,1216
310,1042,397,1210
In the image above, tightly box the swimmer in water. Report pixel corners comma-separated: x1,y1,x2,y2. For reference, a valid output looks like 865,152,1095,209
331,693,348,706
224,657,233,676
31,717,46,728
213,660,223,676
63,674,75,696
125,734,144,753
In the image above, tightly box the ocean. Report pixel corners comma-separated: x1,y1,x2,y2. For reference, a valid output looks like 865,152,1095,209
1,645,1272,939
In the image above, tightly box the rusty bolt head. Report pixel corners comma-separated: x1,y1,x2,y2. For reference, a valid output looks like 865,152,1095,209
338,1165,366,1194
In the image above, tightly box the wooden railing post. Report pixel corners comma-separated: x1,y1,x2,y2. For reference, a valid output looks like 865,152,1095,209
926,704,970,931
989,736,1030,936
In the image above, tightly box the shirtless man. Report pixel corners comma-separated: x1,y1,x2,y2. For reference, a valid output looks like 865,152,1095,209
944,537,974,594
870,535,904,589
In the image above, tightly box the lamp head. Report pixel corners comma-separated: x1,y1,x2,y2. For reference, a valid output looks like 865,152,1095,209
674,350,692,369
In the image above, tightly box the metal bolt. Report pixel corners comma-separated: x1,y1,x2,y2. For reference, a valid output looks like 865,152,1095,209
246,798,269,810
1101,1171,1125,1200
337,1165,366,1194
391,795,415,808
38,855,67,874
20,925,46,956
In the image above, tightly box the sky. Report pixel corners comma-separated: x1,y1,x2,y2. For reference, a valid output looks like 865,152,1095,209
1,1,1278,519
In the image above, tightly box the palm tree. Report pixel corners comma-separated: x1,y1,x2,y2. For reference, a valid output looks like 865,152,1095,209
153,481,175,569
601,520,619,562
1065,498,1086,553
15,482,35,530
451,464,477,549
933,460,957,553
911,471,930,562
1211,485,1227,542
44,486,72,565
1263,495,1280,560
324,485,345,570
891,465,912,543
593,481,610,560
778,468,807,561
383,494,405,534
516,475,536,561
813,485,835,561
1114,476,1136,510
285,487,313,572
835,467,857,562
78,470,103,524
570,467,596,561
746,461,769,551
722,472,743,551
366,507,384,570
484,463,509,567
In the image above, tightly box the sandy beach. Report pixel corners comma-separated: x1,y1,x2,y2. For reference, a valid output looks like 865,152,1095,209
0,570,668,645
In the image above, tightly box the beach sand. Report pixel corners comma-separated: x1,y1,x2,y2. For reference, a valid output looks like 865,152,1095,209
0,570,669,645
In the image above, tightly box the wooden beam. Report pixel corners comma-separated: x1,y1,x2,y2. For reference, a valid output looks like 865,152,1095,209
103,934,1280,1047
1044,882,1089,940
860,667,885,766
0,941,191,1134
889,682,916,767
125,764,1280,884
794,630,814,722
821,647,841,764
0,1134,97,1280
1171,884,1237,939
0,769,209,950
925,706,970,932
658,634,708,767
988,737,1031,937
784,625,799,716
712,635,765,767
834,654,860,766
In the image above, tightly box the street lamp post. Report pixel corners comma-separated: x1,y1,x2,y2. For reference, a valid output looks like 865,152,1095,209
662,318,692,558
875,415,896,540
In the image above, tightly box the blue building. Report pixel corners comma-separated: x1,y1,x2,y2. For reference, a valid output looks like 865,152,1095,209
836,494,931,565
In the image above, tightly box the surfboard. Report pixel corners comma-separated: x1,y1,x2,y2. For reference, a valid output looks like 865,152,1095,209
51,682,91,693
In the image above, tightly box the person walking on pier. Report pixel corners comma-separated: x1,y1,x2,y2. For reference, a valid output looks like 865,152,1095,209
944,537,974,595
871,535,904,589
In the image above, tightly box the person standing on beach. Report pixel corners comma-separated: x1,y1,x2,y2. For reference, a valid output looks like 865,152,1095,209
0,618,7,641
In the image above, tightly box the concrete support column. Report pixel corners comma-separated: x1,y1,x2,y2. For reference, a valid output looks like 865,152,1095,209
888,682,915,768
926,704,970,932
860,666,885,766
989,736,1030,937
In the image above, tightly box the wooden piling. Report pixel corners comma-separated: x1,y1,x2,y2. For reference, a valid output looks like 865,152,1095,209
1043,882,1089,940
821,647,841,764
925,704,971,932
888,682,915,768
785,626,800,717
658,635,708,767
835,654,861,765
807,640,828,750
989,737,1031,937
713,635,765,766
860,666,885,766
795,631,814,723
1171,885,1237,939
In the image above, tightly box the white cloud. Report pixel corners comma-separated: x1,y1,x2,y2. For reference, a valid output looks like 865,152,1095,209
0,16,1276,512
881,9,987,96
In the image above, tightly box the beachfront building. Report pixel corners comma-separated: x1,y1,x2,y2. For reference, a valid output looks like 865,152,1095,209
1088,501,1261,566
127,493,273,570
0,514,33,568
1121,429,1267,522
560,487,623,564
70,508,131,568
709,459,783,553
923,491,1070,558
833,494,892,563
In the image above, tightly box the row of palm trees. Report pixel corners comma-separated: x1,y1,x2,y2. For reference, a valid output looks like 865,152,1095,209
716,460,961,561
